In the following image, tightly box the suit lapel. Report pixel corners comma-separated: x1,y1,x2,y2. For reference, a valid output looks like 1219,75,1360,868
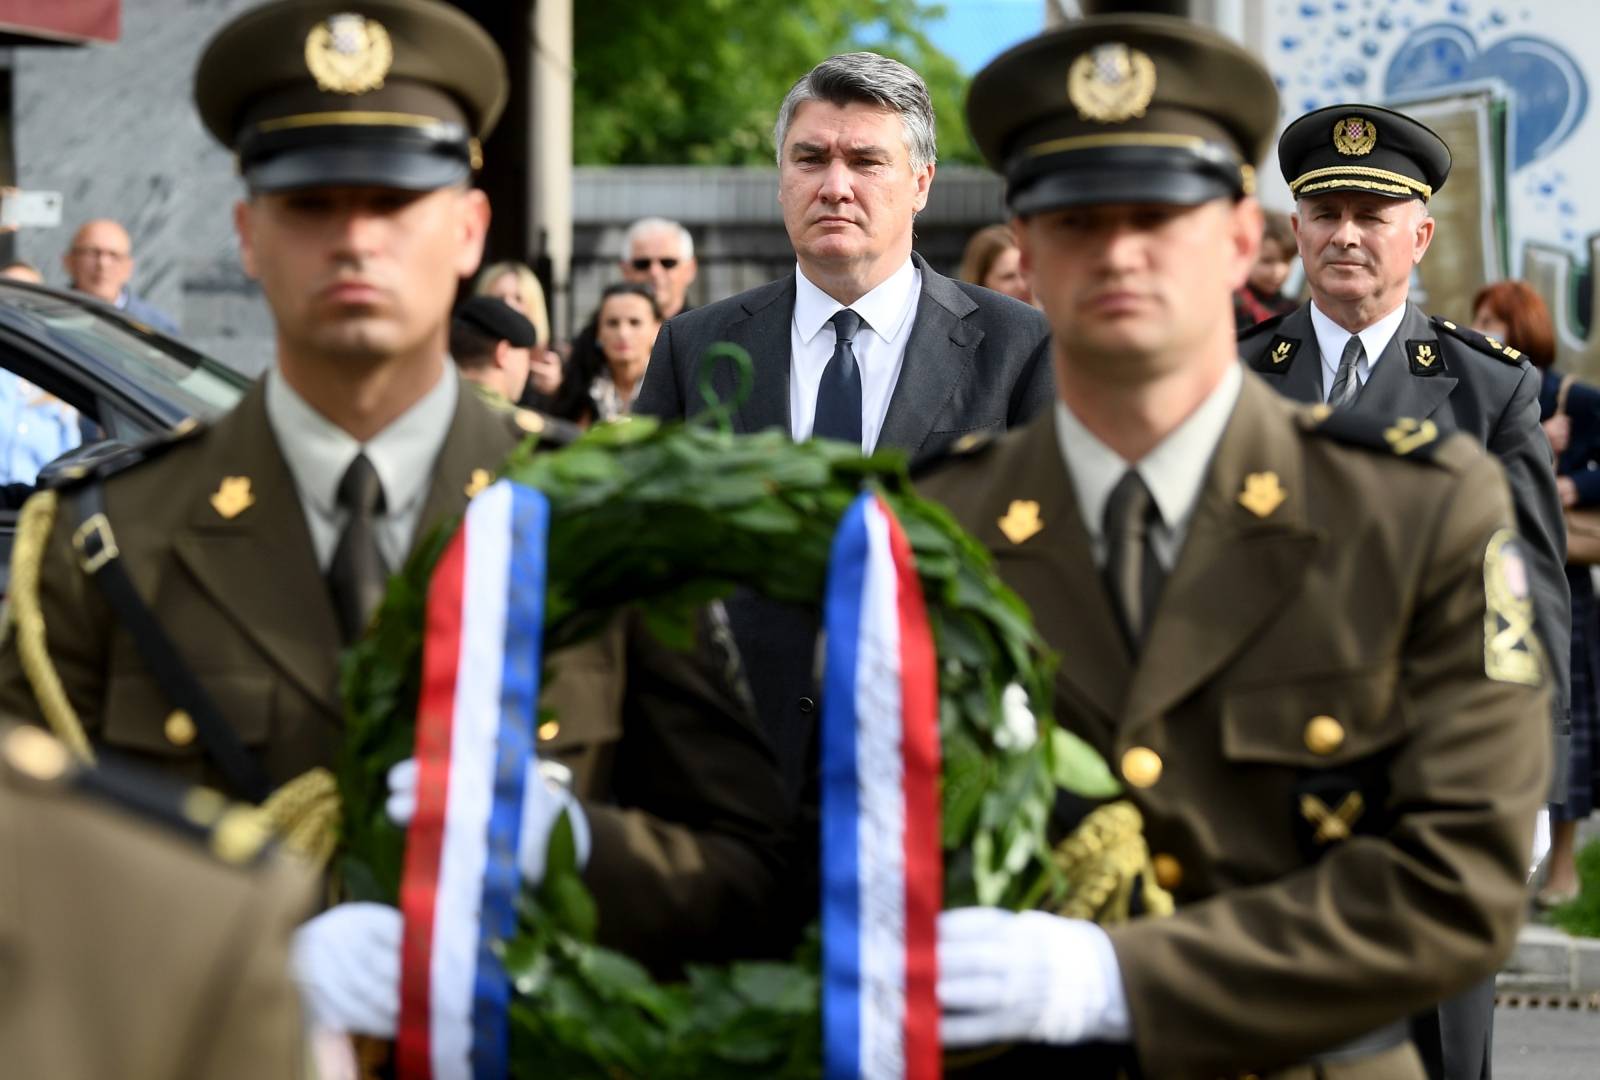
1352,302,1457,421
1120,375,1322,734
986,412,1133,734
709,276,793,436
170,384,343,717
1249,303,1324,404
877,254,983,457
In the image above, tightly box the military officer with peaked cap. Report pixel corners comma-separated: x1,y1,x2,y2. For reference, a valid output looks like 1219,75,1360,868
919,14,1548,1078
1241,103,1568,1080
0,0,790,985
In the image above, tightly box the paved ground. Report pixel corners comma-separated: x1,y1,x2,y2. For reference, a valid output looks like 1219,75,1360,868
1492,1004,1600,1079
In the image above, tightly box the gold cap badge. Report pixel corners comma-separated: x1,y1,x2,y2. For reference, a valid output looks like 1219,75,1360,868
210,476,255,520
1067,43,1156,124
1332,116,1377,156
1237,472,1286,519
997,499,1044,544
305,13,394,95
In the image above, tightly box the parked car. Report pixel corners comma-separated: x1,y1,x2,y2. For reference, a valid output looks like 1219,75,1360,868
0,279,250,592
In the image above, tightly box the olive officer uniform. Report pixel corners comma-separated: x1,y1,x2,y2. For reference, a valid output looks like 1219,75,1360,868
923,15,1548,1077
0,724,316,1079
0,0,789,975
1241,104,1568,1080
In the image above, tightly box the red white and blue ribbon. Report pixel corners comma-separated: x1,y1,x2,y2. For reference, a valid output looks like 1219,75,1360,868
821,492,942,1080
396,479,546,1080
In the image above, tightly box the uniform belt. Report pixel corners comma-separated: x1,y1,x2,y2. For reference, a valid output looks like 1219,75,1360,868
1308,1020,1409,1064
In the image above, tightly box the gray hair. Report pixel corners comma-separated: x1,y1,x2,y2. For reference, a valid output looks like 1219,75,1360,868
772,52,938,172
623,217,695,262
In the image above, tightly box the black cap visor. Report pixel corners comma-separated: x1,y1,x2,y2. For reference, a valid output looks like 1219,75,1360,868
240,122,475,193
1006,144,1246,215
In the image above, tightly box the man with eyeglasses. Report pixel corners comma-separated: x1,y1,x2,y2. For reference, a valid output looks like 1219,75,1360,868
619,216,697,321
62,219,179,335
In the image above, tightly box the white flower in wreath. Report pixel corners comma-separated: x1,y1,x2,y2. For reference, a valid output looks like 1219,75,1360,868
995,683,1037,752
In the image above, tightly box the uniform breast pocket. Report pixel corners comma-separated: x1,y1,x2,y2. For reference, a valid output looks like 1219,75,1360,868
1221,666,1407,860
100,672,274,774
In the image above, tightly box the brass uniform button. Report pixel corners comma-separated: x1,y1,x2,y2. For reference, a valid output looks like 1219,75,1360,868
165,710,198,748
1121,746,1163,788
537,720,560,742
1304,715,1345,755
1152,853,1183,890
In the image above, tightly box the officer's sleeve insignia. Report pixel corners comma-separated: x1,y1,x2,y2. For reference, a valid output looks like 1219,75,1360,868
1300,790,1364,844
1249,334,1302,375
1383,417,1438,456
1408,340,1444,376
1483,528,1546,687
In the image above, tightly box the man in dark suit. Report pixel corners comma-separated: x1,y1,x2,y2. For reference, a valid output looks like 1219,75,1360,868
1238,103,1569,1080
636,50,1052,795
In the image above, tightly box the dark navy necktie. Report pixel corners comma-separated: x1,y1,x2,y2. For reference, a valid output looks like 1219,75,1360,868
812,308,864,444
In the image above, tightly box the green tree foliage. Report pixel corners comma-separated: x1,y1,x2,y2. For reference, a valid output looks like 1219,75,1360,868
573,0,977,166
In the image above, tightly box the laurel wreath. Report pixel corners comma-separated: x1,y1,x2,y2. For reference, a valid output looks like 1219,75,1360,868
332,347,1129,1076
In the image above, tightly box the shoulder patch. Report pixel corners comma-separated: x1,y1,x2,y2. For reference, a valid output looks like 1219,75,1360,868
1432,315,1528,364
1408,339,1446,376
1250,334,1304,375
1483,528,1547,687
38,418,208,492
1300,406,1448,464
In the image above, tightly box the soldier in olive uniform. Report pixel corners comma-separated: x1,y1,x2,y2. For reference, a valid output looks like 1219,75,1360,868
0,0,788,977
921,15,1548,1078
0,723,317,1078
1239,104,1567,1080
451,294,544,416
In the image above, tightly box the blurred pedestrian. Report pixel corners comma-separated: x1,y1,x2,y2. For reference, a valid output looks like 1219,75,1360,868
1233,210,1297,330
958,223,1033,304
1475,280,1600,908
589,282,661,421
619,216,697,320
451,295,537,409
474,260,581,418
0,369,80,484
62,219,178,335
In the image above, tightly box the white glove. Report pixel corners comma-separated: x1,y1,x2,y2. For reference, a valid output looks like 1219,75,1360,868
386,757,591,887
937,907,1131,1048
1531,806,1552,880
291,903,403,1037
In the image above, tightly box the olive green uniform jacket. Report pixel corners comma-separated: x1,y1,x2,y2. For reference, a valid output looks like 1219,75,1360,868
0,378,788,972
917,372,1548,1079
0,724,317,1079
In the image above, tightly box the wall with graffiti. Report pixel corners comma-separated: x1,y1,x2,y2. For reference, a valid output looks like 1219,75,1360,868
1251,0,1600,370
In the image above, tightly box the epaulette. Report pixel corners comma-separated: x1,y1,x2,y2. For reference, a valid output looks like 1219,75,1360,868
1236,310,1290,343
1432,315,1528,364
0,724,276,867
911,429,997,479
39,416,208,492
1297,403,1454,465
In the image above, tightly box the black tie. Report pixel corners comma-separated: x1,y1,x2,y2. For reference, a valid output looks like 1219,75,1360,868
327,453,389,644
812,308,864,444
1102,470,1165,652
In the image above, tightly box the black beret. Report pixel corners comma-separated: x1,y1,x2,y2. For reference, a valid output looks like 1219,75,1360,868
454,297,536,349
1279,104,1451,203
967,14,1279,214
194,0,507,193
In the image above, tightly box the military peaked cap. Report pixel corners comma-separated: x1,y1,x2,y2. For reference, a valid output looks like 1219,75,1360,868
454,296,537,349
1279,103,1451,203
194,0,508,193
966,14,1279,214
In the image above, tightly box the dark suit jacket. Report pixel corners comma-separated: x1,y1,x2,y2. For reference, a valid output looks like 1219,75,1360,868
1241,301,1571,804
635,253,1053,799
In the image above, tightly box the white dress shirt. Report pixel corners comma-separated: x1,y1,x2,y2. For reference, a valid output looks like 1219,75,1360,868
789,258,922,451
1054,361,1243,570
1308,300,1407,403
265,365,458,571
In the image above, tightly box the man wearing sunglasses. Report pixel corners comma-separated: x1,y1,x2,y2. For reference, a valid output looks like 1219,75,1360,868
620,217,698,321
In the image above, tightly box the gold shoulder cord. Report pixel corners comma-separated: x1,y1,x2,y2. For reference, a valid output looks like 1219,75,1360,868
9,491,94,763
260,766,341,868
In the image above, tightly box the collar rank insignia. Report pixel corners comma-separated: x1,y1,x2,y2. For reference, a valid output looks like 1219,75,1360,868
1238,472,1286,518
305,13,393,95
1332,115,1377,156
209,476,255,520
998,499,1043,544
1408,340,1443,376
1251,335,1301,375
1067,43,1157,124
1383,417,1438,456
464,468,493,499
